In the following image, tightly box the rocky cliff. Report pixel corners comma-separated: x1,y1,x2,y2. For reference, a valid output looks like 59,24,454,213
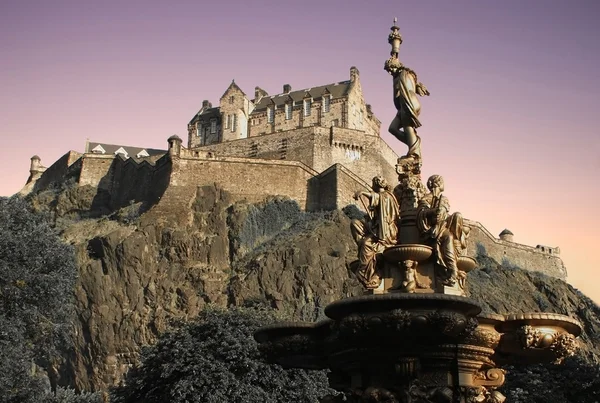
28,183,600,398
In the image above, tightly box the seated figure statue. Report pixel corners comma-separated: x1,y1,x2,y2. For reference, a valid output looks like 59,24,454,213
417,175,468,286
351,176,400,289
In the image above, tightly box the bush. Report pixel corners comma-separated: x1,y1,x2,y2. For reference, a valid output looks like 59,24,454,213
111,306,332,403
0,197,78,402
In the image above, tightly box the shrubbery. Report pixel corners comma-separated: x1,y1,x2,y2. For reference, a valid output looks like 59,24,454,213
111,306,332,403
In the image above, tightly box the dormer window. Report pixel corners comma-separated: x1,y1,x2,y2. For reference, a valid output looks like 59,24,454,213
91,144,106,154
323,95,331,113
267,106,274,123
114,147,129,159
285,103,292,120
303,99,311,117
210,119,217,134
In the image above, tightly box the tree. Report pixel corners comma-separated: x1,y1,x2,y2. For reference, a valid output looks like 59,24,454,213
0,197,84,402
111,307,332,403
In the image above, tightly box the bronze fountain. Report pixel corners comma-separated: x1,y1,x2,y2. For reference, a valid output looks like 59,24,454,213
254,19,581,403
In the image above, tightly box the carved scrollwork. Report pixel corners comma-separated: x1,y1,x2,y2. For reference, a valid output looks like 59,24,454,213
472,368,506,388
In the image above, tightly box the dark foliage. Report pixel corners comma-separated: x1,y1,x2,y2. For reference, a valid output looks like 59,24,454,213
0,197,86,402
111,307,332,403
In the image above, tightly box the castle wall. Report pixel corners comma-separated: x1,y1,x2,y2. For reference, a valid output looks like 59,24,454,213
109,158,157,208
79,154,116,190
316,164,370,210
464,219,567,279
195,126,399,192
169,155,319,210
313,127,398,189
30,151,82,192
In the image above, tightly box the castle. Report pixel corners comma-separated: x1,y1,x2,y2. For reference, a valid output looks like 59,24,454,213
19,66,566,280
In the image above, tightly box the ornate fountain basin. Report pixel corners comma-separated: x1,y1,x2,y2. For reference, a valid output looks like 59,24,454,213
496,312,582,364
382,244,433,263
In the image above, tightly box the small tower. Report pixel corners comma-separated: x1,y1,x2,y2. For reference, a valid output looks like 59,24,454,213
168,135,182,158
499,229,514,242
27,155,46,184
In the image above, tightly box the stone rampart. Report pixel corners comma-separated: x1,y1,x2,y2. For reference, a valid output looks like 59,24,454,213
31,151,82,192
194,126,399,191
464,219,567,279
169,155,320,211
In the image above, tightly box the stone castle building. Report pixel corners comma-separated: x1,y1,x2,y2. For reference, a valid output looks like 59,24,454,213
19,67,566,280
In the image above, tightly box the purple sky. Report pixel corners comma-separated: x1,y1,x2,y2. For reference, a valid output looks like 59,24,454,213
1,0,599,302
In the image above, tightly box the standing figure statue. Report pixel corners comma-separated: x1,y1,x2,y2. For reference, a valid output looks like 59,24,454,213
351,176,400,289
387,63,430,160
384,20,430,160
417,175,468,286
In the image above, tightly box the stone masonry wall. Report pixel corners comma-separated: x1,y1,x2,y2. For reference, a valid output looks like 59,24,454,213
169,155,320,210
464,219,567,279
31,151,82,192
195,126,399,191
79,155,116,189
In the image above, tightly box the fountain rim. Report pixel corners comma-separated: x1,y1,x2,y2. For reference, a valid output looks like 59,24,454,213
324,293,483,320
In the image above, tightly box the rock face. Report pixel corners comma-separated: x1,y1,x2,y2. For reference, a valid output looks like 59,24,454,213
28,184,600,396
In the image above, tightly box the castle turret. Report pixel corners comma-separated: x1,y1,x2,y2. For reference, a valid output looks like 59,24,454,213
168,135,182,158
499,229,514,242
27,155,46,184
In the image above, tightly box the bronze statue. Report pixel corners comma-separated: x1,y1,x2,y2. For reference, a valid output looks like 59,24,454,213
351,176,400,288
384,20,430,160
417,175,468,286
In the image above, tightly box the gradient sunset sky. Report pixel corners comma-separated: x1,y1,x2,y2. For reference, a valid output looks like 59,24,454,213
1,0,599,302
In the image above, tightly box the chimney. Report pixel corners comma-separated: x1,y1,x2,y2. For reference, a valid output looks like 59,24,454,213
254,86,268,103
350,66,360,82
283,84,292,93
202,100,212,109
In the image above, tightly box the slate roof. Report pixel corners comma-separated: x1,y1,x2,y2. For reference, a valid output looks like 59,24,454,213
189,107,220,125
252,80,351,113
86,141,166,159
189,79,352,123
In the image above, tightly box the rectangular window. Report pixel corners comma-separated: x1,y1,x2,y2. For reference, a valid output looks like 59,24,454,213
225,115,230,129
267,107,274,123
285,103,292,120
303,99,311,116
210,120,216,134
196,122,201,137
232,114,237,131
323,95,331,113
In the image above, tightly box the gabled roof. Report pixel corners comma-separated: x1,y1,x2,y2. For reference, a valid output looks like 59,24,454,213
86,142,166,159
252,80,351,113
220,79,247,100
